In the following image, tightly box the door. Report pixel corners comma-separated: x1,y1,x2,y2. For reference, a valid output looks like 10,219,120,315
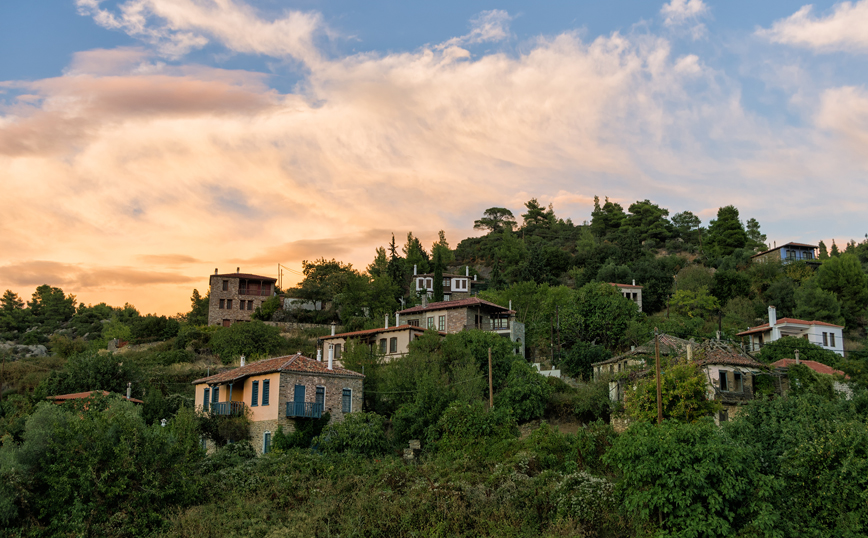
293,384,305,416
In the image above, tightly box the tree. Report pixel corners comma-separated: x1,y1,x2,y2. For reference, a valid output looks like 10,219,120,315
38,350,144,398
675,265,714,293
186,289,209,325
671,211,702,245
521,198,555,228
403,232,429,274
562,282,643,350
830,240,840,257
1,290,24,312
495,360,552,422
819,240,829,260
756,336,842,368
670,289,720,319
366,246,389,278
473,207,516,234
705,206,748,257
432,247,444,303
816,253,868,328
209,321,286,363
296,258,358,306
745,217,767,251
624,199,673,244
794,278,845,326
312,411,389,456
710,269,751,305
762,277,797,318
251,295,281,321
28,285,76,326
589,196,627,240
623,363,722,423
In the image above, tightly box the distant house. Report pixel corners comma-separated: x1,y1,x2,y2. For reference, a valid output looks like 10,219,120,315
609,281,643,311
736,306,844,356
592,333,690,382
397,297,525,357
47,390,144,405
752,242,818,265
192,353,364,454
412,265,477,301
771,357,852,398
318,323,441,366
208,268,277,327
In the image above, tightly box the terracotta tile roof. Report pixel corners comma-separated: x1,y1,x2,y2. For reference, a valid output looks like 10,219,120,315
397,297,512,315
321,324,430,339
192,353,363,385
737,318,843,336
610,282,644,289
771,359,850,379
692,341,766,368
213,273,277,281
47,390,144,404
593,334,690,366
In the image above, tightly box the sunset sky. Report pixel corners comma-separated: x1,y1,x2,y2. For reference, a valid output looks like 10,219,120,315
2,0,867,316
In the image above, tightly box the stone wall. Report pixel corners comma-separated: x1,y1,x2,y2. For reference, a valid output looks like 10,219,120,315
278,372,364,424
207,275,274,326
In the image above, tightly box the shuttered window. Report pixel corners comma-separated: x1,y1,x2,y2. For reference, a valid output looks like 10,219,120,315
263,432,271,454
203,387,210,411
262,380,270,405
342,388,352,413
212,387,219,403
251,381,259,406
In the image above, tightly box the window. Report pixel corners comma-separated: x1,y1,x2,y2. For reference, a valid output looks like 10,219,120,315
251,380,259,406
719,409,729,422
443,278,449,287
417,278,424,290
733,372,743,392
408,319,419,327
247,301,253,311
342,388,352,413
390,337,398,353
719,371,729,391
426,278,432,289
219,299,225,309
239,300,245,310
263,431,271,454
438,315,446,331
427,317,434,329
334,344,342,359
212,387,219,403
226,299,233,309
262,380,270,405
823,332,829,346
316,386,325,407
492,317,508,329
222,280,228,291
379,338,387,353
203,387,210,411
830,333,836,347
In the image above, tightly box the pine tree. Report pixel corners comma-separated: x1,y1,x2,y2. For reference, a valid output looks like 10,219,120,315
830,240,840,257
432,248,444,303
818,240,829,260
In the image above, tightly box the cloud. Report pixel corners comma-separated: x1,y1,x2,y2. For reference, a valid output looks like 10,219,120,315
816,86,868,162
137,254,201,265
441,10,512,49
75,0,323,63
760,1,868,53
0,260,199,289
661,0,708,26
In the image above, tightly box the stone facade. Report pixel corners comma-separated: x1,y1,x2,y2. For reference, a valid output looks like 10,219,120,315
207,270,276,326
277,371,363,425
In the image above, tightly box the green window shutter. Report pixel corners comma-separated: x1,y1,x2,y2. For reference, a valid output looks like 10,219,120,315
262,380,270,406
203,388,210,411
212,387,219,403
251,381,259,406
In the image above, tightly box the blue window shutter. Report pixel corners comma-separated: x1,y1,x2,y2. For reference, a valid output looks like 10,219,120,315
262,380,270,406
212,387,219,403
203,388,210,411
251,381,259,406
263,432,271,454
342,388,351,413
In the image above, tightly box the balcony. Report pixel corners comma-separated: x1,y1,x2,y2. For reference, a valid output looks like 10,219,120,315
210,401,246,416
464,320,511,332
286,401,324,419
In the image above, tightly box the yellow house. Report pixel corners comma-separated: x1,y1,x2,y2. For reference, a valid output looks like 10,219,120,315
192,353,364,454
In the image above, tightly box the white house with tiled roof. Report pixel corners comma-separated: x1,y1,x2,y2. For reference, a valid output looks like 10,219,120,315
609,281,643,311
318,323,444,366
737,306,844,356
397,297,525,357
192,353,363,454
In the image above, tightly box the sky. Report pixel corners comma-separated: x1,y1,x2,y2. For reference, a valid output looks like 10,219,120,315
1,0,868,316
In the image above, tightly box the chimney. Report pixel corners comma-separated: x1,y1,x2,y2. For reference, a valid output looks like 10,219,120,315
414,264,417,275
632,279,636,286
331,321,336,336
795,349,800,365
328,345,334,370
236,267,240,273
126,382,131,400
385,315,389,329
317,348,322,362
240,354,246,367
396,312,400,326
768,306,777,327
509,300,512,311
466,266,469,277
214,268,218,275
422,295,428,308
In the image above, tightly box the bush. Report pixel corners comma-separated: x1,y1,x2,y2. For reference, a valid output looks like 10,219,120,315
558,342,611,380
554,471,616,529
572,381,612,424
272,413,331,450
48,334,87,358
313,412,388,456
433,400,517,454
209,321,287,364
495,360,552,423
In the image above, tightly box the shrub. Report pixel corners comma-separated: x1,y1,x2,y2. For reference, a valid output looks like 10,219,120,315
272,413,331,450
209,321,287,364
554,471,616,529
313,412,388,456
558,342,611,380
433,400,517,454
495,360,552,423
48,334,87,358
572,380,612,424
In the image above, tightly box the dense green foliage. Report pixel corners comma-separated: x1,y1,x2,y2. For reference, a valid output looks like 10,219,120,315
208,320,287,363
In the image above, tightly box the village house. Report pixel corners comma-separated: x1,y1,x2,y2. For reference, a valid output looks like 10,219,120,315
592,334,690,382
751,242,818,265
771,355,852,398
207,268,277,326
737,306,844,356
318,320,443,367
396,297,525,357
610,281,643,311
412,265,477,301
192,353,363,454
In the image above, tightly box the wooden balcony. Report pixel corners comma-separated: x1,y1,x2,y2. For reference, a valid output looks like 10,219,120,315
211,401,246,416
286,401,324,419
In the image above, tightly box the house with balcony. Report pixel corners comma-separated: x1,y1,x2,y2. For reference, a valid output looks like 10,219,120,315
736,306,844,356
397,297,525,357
751,242,818,265
192,353,363,454
412,265,478,301
208,268,277,326
318,323,443,366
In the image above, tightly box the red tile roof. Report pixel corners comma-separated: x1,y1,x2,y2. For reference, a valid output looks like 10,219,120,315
610,282,644,289
321,324,430,339
213,273,277,281
737,318,843,336
192,353,363,385
693,343,766,368
47,390,144,404
771,359,849,379
397,297,512,315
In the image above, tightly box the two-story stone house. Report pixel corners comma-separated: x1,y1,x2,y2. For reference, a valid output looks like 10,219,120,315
751,242,818,265
397,297,525,357
207,268,276,326
192,353,364,454
318,323,441,366
412,266,476,301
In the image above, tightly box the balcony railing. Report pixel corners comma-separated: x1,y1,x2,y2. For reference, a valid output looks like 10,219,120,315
286,401,324,419
464,321,510,332
211,401,246,416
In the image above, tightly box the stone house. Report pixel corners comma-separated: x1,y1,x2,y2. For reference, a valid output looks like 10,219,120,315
318,323,441,366
207,268,277,326
397,297,525,357
737,306,844,356
192,353,364,454
412,265,477,301
690,340,770,424
771,357,852,398
592,333,690,383
751,242,818,265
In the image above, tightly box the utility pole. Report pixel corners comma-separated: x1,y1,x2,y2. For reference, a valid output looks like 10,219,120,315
556,305,561,360
655,328,663,425
488,347,494,409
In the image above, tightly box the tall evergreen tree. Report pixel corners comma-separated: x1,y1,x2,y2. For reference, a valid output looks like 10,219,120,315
433,248,444,303
818,240,829,260
745,218,767,251
705,206,748,257
830,240,840,257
